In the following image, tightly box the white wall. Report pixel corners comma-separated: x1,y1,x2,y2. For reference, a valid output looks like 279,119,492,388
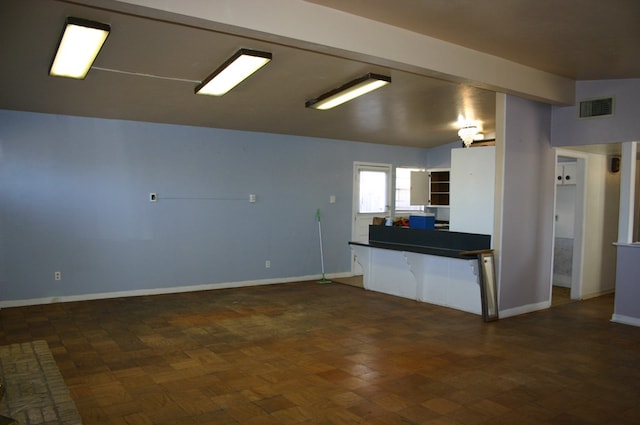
581,153,619,297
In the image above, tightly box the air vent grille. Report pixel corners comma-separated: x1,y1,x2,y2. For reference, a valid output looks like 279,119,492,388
579,97,614,118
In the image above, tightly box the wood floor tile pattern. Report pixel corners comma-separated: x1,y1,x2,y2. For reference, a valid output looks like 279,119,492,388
1,282,639,424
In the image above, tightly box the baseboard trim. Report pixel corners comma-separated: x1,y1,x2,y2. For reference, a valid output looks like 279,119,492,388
581,288,615,300
611,313,640,327
499,300,550,319
0,272,354,308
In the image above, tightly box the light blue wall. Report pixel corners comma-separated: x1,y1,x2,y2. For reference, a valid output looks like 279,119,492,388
426,140,459,169
0,110,428,302
551,79,640,146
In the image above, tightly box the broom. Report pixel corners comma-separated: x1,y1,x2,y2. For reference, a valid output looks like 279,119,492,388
316,208,331,283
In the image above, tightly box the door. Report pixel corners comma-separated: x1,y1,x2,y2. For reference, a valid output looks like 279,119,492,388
352,162,392,273
552,154,586,302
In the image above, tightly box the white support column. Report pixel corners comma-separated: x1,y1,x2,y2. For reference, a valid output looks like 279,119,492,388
618,142,638,243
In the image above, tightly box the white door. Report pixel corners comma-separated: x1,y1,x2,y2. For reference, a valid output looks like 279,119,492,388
552,154,586,301
352,162,392,273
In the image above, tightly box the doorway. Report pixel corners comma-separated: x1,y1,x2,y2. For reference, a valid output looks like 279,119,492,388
552,152,587,303
351,162,391,274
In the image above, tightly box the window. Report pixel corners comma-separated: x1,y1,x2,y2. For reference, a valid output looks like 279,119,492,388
358,170,388,213
395,167,424,212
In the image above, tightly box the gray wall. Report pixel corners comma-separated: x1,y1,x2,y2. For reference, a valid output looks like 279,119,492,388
614,245,640,324
0,110,428,302
551,79,640,146
499,95,556,311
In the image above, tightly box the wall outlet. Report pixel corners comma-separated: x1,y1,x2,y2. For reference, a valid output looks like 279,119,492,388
329,195,336,204
265,260,271,269
54,271,61,281
249,194,256,203
149,192,157,202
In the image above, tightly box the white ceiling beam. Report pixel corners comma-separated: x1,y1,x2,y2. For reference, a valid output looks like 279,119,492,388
94,0,575,105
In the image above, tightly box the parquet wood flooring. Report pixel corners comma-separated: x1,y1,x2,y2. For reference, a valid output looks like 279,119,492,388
1,281,639,424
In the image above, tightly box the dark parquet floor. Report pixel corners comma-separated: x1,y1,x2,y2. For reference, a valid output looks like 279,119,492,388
0,281,639,424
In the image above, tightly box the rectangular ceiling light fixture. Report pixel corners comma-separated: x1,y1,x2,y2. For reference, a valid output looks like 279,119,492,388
305,73,391,110
195,49,272,96
49,17,110,79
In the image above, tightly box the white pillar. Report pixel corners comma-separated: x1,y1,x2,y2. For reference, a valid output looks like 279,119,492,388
618,142,638,243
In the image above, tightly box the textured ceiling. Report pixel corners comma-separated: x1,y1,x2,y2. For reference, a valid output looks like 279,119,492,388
306,0,640,80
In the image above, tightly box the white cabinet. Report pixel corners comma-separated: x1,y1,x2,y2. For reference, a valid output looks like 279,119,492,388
449,146,496,236
409,169,450,207
556,162,576,185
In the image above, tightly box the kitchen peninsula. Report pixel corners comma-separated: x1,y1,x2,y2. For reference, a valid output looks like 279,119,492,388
349,226,497,320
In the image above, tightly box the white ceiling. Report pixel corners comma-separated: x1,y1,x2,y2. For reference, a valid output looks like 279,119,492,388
0,0,638,149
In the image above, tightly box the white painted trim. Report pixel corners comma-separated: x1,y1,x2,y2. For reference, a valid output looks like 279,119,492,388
618,142,638,243
554,149,589,301
0,272,354,308
613,242,640,248
499,300,550,318
493,93,506,316
352,161,392,274
611,314,640,327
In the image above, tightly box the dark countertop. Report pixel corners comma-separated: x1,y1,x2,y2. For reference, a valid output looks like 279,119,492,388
348,241,488,259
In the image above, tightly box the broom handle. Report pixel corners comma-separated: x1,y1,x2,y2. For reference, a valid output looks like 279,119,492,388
317,210,326,275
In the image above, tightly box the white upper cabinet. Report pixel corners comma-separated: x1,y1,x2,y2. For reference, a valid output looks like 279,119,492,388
449,146,496,237
409,169,450,207
556,162,577,185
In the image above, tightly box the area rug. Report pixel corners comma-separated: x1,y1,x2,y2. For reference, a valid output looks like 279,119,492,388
0,341,82,424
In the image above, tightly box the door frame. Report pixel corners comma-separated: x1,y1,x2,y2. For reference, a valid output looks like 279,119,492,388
352,161,392,273
551,149,588,301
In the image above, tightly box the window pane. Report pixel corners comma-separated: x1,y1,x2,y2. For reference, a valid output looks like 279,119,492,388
395,167,424,212
359,170,387,213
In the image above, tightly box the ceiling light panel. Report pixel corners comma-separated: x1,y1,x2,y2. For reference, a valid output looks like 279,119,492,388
306,73,391,110
195,49,272,96
49,17,110,79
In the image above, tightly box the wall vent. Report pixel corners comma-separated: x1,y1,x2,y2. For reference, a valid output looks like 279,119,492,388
579,97,614,118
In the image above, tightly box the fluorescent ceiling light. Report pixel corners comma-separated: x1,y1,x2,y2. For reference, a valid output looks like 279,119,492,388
49,17,110,79
195,49,272,96
306,73,391,110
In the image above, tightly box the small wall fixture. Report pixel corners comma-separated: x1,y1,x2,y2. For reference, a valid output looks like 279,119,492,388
306,73,391,110
49,17,110,79
195,49,272,96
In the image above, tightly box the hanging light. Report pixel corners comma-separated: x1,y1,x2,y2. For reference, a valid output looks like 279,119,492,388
458,125,485,147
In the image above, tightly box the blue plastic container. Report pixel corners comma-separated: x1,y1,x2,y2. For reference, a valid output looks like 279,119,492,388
409,215,435,229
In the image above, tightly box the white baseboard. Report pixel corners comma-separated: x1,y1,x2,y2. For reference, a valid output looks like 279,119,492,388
0,272,353,308
611,314,640,327
499,300,550,318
